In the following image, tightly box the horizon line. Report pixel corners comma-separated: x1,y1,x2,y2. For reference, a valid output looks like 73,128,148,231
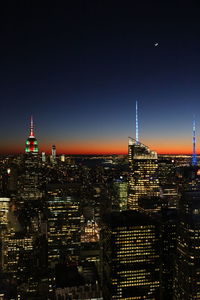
0,151,196,156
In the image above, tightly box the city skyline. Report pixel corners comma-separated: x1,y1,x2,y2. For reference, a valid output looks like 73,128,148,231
2,3,200,299
0,2,200,155
0,111,198,155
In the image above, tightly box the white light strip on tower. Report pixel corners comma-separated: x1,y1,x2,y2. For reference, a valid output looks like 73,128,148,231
136,101,139,143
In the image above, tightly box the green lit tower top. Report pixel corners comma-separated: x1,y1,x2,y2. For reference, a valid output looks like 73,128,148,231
25,116,38,154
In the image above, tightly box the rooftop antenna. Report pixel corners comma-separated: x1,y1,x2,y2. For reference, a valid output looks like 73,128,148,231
192,116,197,166
136,101,139,143
30,115,34,137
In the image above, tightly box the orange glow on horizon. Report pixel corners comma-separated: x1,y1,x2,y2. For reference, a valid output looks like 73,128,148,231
0,146,195,155
0,138,195,155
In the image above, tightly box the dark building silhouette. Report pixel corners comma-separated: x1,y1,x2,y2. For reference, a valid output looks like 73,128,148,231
174,188,200,299
160,208,177,299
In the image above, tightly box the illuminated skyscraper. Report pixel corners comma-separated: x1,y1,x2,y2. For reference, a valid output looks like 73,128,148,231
19,153,42,201
47,187,81,294
0,198,10,269
128,137,160,211
60,154,65,162
4,232,34,278
21,116,42,201
42,151,46,163
0,197,10,226
51,145,56,163
113,178,127,210
47,187,81,267
25,116,38,154
128,102,160,211
102,210,161,299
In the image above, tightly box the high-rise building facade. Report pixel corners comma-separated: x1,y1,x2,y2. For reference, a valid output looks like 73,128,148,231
128,137,160,211
51,145,56,163
112,178,128,210
19,156,42,201
161,208,177,299
47,190,81,267
60,154,65,162
102,210,161,300
0,198,10,269
42,151,46,163
174,189,200,299
19,116,42,201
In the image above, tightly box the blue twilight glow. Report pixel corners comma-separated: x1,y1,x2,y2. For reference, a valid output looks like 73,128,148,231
0,4,200,155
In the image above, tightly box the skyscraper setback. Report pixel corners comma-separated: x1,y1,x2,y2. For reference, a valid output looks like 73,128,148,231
128,137,160,211
128,103,160,211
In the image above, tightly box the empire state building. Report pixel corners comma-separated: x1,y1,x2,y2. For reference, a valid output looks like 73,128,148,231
21,116,42,201
25,116,38,154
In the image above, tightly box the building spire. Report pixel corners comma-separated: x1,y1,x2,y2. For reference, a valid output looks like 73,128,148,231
136,101,139,143
192,116,197,166
25,116,38,154
30,115,34,137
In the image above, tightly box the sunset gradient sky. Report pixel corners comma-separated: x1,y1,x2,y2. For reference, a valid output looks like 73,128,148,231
0,2,200,155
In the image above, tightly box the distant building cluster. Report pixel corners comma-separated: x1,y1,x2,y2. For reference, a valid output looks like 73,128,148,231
0,116,200,299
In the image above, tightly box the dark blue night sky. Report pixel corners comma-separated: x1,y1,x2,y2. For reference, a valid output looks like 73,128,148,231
0,1,200,154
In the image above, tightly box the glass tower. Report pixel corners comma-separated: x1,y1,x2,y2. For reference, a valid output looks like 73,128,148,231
128,137,160,211
102,210,161,299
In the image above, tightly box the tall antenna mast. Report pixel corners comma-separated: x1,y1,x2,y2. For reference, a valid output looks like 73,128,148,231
192,117,197,166
136,101,139,143
30,115,34,137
